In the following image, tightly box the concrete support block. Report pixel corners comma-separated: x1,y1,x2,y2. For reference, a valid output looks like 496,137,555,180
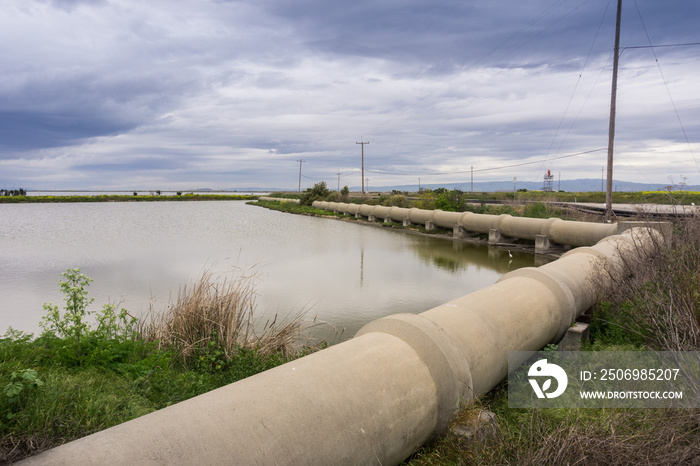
368,214,376,221
355,213,362,218
384,217,392,224
488,228,511,245
557,322,590,351
425,220,435,231
403,218,411,227
535,235,568,255
453,225,467,239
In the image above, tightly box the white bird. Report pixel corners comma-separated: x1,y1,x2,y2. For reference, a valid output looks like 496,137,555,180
508,250,513,258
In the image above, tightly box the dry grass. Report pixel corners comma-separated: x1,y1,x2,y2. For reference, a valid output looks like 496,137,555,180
482,409,700,466
409,406,700,465
140,268,304,368
601,217,700,351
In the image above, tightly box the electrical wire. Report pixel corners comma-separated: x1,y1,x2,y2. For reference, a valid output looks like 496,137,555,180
632,0,700,175
362,147,605,178
536,0,613,183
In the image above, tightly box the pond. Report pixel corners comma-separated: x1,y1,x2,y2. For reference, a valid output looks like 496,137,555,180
0,201,538,342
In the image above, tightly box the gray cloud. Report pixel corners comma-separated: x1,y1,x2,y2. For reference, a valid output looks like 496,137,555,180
1,0,699,190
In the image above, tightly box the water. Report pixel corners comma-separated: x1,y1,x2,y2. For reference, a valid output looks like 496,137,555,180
0,201,537,342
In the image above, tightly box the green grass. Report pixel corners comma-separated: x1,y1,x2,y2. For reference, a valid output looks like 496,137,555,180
444,190,700,205
250,199,345,217
0,268,314,463
0,336,302,462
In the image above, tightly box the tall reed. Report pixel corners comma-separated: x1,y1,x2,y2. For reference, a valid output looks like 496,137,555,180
141,268,303,369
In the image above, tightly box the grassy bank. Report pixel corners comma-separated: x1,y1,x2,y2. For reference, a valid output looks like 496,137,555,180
271,186,700,206
405,217,700,465
418,189,700,205
0,268,313,463
252,197,582,225
0,194,257,203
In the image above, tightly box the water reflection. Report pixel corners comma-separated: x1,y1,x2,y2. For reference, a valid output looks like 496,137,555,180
411,238,543,274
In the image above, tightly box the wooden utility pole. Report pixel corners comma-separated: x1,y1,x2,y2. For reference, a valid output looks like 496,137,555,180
356,141,369,194
606,0,622,221
296,159,305,192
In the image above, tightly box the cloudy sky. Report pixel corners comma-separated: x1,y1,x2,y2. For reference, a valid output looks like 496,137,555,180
1,0,699,191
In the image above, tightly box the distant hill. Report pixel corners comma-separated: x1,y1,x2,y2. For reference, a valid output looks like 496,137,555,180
344,179,700,193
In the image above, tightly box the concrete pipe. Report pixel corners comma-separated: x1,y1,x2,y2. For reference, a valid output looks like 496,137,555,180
547,220,618,247
407,208,434,226
347,203,361,216
21,228,658,466
389,206,410,222
432,210,462,229
372,205,392,221
460,212,500,234
359,204,375,218
498,215,548,241
336,202,350,214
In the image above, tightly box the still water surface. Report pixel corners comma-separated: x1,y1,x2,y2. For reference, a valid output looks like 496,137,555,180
0,201,537,342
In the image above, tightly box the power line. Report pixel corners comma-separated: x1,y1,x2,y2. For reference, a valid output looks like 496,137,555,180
631,0,700,176
363,148,605,178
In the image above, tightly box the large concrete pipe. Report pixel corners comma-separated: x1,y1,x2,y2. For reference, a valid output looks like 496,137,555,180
460,212,500,234
546,219,618,247
389,206,410,222
432,210,462,229
497,214,547,240
359,204,375,218
21,228,659,466
336,202,350,214
372,205,392,221
347,203,361,216
407,208,435,226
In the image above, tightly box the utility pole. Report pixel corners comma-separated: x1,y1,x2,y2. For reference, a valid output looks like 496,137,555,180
606,0,622,221
471,166,474,193
296,159,305,192
356,140,369,194
418,178,421,192
336,172,342,192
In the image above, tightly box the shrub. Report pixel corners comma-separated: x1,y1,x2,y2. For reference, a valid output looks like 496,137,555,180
434,190,465,212
38,269,138,366
381,195,409,207
300,182,330,206
594,218,700,351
